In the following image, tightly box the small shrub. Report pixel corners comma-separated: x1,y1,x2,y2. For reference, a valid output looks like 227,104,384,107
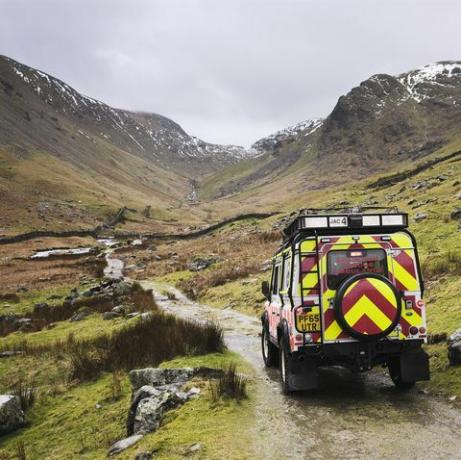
68,346,106,382
12,312,224,382
15,440,27,460
211,363,247,402
109,370,124,400
12,379,36,412
423,251,461,278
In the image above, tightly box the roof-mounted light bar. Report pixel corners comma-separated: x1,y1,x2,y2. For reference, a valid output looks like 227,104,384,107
283,212,408,239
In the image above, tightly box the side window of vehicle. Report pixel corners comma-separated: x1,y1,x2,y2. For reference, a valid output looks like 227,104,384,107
271,264,281,295
283,256,291,291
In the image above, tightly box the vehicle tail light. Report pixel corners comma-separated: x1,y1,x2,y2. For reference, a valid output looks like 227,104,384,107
409,326,419,335
419,327,426,334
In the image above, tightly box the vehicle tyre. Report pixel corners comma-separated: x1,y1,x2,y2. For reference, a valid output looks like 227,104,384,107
261,326,279,367
388,359,415,390
279,335,294,394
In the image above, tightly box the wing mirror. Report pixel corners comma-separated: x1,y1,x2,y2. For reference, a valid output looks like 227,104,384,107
261,281,271,300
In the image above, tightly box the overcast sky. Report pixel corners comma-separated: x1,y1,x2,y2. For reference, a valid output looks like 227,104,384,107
1,0,460,147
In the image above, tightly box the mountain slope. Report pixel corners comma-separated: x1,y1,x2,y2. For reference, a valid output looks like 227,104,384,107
0,56,259,234
202,61,461,201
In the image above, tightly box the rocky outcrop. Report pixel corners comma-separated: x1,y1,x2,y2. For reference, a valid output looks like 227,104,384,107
125,368,216,438
106,367,207,456
188,256,219,271
448,329,461,366
0,395,25,435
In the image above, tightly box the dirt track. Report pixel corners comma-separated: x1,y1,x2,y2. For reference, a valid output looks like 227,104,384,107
145,282,461,460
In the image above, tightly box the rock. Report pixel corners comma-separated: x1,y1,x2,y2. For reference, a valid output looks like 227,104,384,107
129,368,195,391
113,281,132,297
0,395,25,435
15,318,34,332
69,307,92,322
0,351,24,358
412,180,429,190
132,391,174,434
448,329,461,366
188,256,217,272
127,312,140,319
102,311,121,321
451,208,461,220
187,387,201,397
112,305,128,315
456,192,461,200
449,395,457,402
33,302,49,314
187,443,202,454
108,434,143,456
65,287,79,303
414,212,428,222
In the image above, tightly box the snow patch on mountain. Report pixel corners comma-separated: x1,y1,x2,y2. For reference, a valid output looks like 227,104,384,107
250,118,323,155
399,61,461,103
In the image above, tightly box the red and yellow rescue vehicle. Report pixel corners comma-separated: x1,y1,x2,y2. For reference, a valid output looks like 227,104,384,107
261,209,429,393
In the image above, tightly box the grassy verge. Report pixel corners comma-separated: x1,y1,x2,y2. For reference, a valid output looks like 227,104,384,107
0,351,255,460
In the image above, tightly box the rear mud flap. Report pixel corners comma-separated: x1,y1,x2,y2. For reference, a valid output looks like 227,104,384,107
400,350,430,382
289,357,318,391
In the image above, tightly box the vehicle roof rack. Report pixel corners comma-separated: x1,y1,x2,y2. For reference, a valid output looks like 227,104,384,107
282,206,408,241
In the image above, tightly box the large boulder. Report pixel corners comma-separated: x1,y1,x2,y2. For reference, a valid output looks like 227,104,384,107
448,329,461,365
131,389,184,435
126,368,209,437
0,395,25,435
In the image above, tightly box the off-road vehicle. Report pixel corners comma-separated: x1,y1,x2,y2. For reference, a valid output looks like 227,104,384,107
261,209,429,393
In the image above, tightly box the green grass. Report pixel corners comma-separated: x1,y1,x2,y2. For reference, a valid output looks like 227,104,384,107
0,285,73,316
423,343,461,400
0,313,134,350
201,275,265,316
0,351,255,460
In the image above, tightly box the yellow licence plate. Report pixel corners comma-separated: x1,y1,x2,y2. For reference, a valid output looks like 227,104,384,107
295,307,321,333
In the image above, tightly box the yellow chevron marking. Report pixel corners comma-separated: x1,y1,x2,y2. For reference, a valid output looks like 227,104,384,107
300,240,316,252
324,319,343,340
392,256,418,292
391,232,413,248
367,278,398,305
302,272,318,289
344,295,393,330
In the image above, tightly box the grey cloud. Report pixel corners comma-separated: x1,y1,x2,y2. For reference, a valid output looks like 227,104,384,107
1,0,460,146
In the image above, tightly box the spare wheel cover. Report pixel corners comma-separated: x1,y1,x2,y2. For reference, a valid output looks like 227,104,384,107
334,273,402,341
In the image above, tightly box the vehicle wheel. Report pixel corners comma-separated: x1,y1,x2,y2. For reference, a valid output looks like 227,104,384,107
388,359,415,390
261,327,279,367
279,336,294,394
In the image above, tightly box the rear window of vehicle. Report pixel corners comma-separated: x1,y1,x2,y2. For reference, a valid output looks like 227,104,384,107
327,249,388,290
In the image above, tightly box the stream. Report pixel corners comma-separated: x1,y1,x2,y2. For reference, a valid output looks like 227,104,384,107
107,250,461,460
